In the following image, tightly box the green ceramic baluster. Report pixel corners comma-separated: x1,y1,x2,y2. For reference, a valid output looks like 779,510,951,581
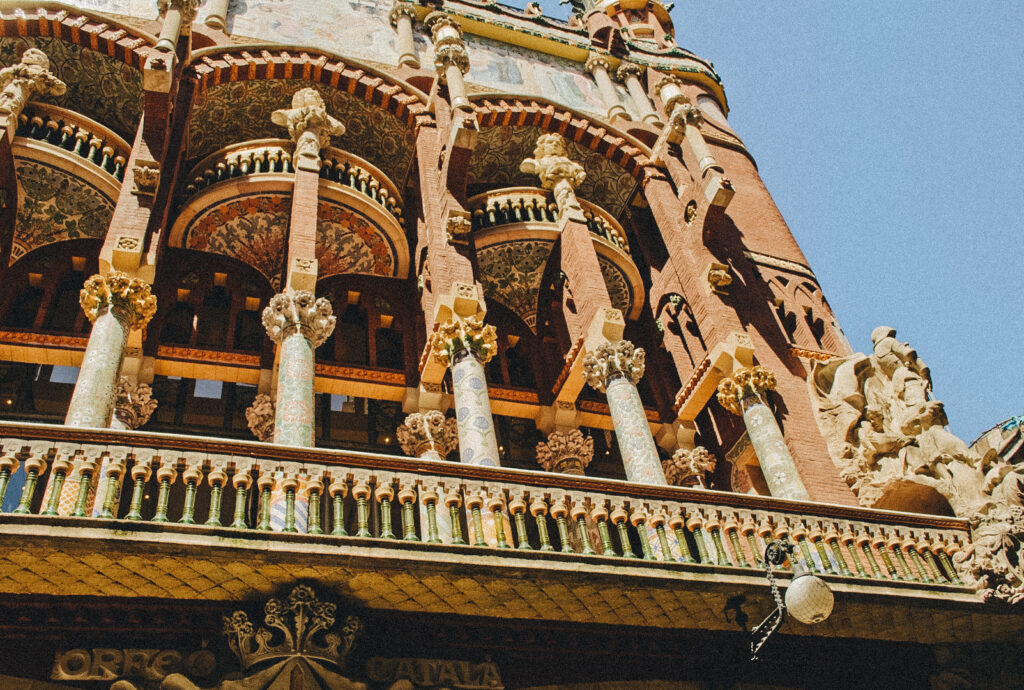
308,489,323,535
43,462,70,517
378,497,395,539
231,480,249,529
71,463,96,518
14,460,44,515
576,516,595,555
493,507,510,549
448,502,465,545
555,515,572,553
402,498,418,542
425,501,441,544
534,506,553,552
471,506,487,547
330,489,347,536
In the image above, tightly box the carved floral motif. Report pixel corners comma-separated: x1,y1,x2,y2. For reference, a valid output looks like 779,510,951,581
430,316,498,367
581,339,645,393
536,429,594,475
245,393,276,443
262,291,336,347
396,410,458,458
716,366,776,416
112,377,158,430
79,271,157,331
662,446,716,488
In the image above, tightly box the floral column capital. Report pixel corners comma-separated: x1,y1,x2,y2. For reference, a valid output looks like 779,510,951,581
389,1,418,27
262,290,336,347
615,61,644,82
245,393,276,442
430,316,498,367
0,48,66,124
716,365,777,415
425,11,470,77
157,0,202,25
662,446,716,488
520,133,586,214
666,94,704,134
79,271,157,330
582,339,646,393
396,411,458,458
536,429,594,475
113,377,158,429
584,53,612,75
271,88,345,167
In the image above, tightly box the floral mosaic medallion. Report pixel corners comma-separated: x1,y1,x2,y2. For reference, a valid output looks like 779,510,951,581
0,36,143,140
467,126,637,218
188,79,415,185
185,194,289,288
476,239,634,331
316,200,397,278
11,159,114,264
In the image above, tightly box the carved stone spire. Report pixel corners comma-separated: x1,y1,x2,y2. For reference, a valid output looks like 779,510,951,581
520,133,586,214
79,271,157,331
430,315,498,367
245,393,276,443
536,429,594,475
112,377,158,430
396,411,458,459
716,365,777,416
662,446,716,488
582,339,646,393
271,88,345,169
262,291,336,348
0,48,66,135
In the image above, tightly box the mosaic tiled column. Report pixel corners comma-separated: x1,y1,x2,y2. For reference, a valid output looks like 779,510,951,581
431,316,501,467
717,366,810,501
426,12,471,111
65,272,156,428
583,340,667,485
262,291,336,447
397,411,459,543
390,2,420,67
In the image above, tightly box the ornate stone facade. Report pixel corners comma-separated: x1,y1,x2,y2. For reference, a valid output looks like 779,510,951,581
0,48,65,134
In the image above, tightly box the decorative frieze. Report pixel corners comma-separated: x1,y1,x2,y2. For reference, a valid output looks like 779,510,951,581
663,446,716,488
536,429,594,475
520,133,586,214
396,410,458,459
112,377,158,430
582,339,646,393
261,291,336,348
244,393,276,443
430,316,498,367
79,271,157,331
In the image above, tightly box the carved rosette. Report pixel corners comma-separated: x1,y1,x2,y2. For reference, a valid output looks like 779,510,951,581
582,340,646,393
262,291,336,348
430,316,498,367
112,377,158,430
79,271,157,331
662,446,716,488
245,393,276,443
520,133,586,213
716,366,777,416
0,48,66,122
954,505,1024,604
396,410,459,458
426,12,469,77
536,429,594,475
271,88,345,161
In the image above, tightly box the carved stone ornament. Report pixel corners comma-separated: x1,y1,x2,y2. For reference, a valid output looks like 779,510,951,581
245,393,276,442
657,74,690,111
426,12,470,77
388,1,417,27
432,43,470,79
430,315,498,367
667,96,704,136
707,262,732,294
536,429,594,475
262,290,336,347
584,52,612,75
716,365,776,416
396,410,458,458
271,87,345,161
581,339,645,393
520,133,586,213
615,61,644,82
0,48,66,122
157,0,202,26
446,213,473,245
131,160,160,197
663,446,716,488
113,377,158,429
810,326,1024,604
222,584,363,671
79,271,157,331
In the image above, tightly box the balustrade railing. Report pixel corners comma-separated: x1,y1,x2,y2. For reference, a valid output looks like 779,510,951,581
181,139,403,225
15,103,129,181
467,187,630,252
0,423,968,590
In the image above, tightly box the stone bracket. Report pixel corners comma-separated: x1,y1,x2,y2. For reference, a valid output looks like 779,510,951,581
672,331,753,422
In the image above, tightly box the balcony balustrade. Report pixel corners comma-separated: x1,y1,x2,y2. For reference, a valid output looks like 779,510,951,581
180,139,403,225
467,187,630,252
15,103,130,181
0,422,970,594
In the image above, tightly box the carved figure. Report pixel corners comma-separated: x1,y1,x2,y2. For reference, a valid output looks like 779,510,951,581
271,88,345,163
0,48,66,120
520,133,586,213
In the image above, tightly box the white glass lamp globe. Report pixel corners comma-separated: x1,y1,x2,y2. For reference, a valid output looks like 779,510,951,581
784,571,834,625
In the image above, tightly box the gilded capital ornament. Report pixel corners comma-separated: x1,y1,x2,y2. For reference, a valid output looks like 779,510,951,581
581,339,646,393
262,290,336,347
113,377,158,430
389,1,417,27
0,48,66,123
79,271,157,331
245,393,276,442
271,88,345,163
662,446,716,488
520,133,586,213
716,365,777,415
396,410,458,458
430,316,498,367
536,429,594,475
584,53,612,75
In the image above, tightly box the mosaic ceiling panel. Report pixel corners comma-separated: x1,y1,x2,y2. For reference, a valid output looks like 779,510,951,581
11,159,114,265
477,238,633,332
467,126,637,219
316,199,399,279
188,79,415,186
0,37,143,141
185,194,290,289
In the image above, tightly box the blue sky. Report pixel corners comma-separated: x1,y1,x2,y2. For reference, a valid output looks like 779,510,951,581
533,0,1024,442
